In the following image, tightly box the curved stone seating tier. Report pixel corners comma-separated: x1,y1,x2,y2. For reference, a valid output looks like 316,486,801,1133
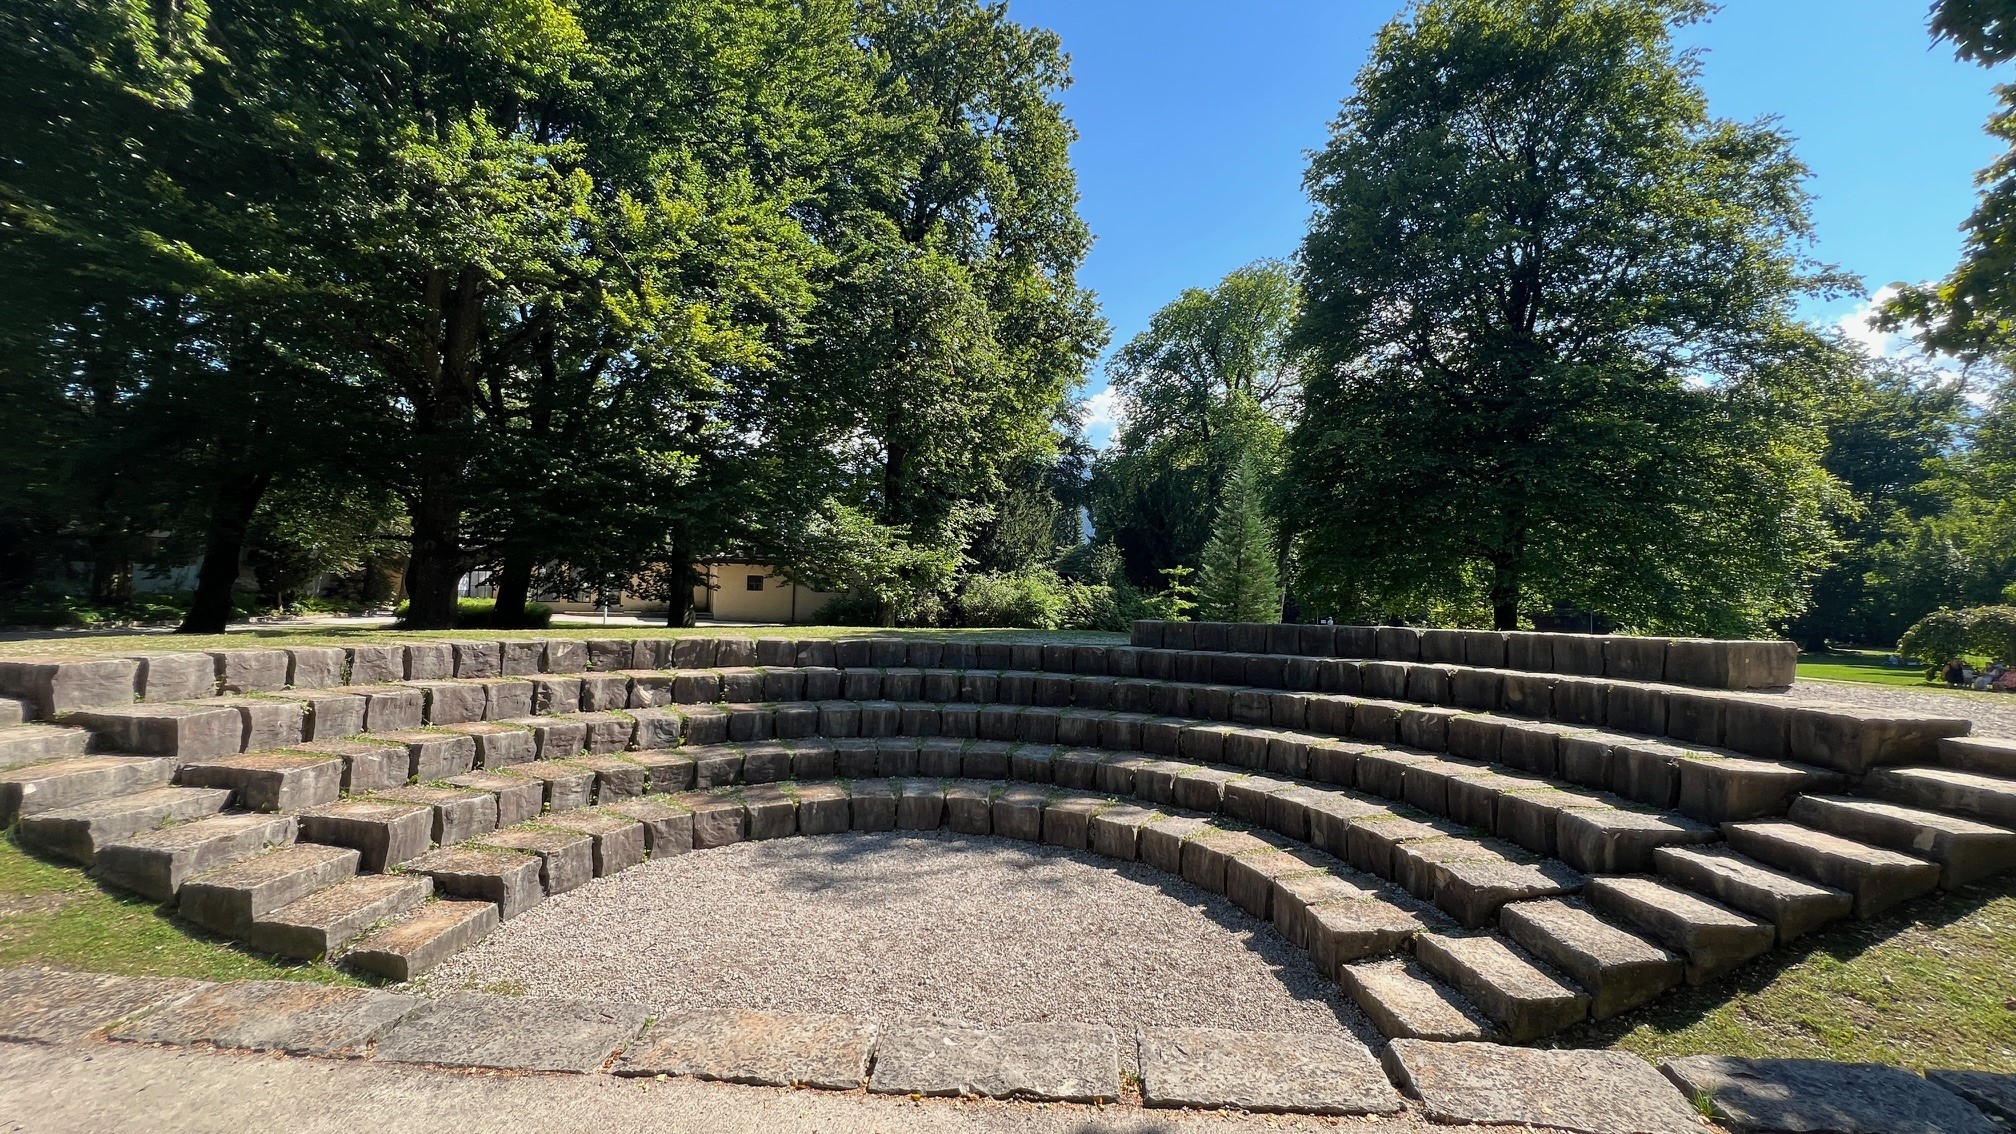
0,634,2010,1050
1129,620,1801,692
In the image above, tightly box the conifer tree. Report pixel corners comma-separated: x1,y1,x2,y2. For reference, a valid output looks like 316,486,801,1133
1196,460,1282,623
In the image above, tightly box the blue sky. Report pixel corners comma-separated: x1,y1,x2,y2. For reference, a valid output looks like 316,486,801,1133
1004,1,2006,447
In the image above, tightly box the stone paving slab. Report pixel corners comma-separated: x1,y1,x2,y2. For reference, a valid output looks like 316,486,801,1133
1928,1069,2016,1126
1663,1055,2001,1134
869,1020,1119,1103
370,995,647,1073
1136,1026,1401,1116
1385,1040,1701,1134
616,1008,875,1089
0,967,208,1044
107,980,421,1057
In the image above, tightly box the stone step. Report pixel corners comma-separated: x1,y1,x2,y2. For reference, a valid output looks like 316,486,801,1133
289,740,408,794
371,731,477,782
1722,820,1941,917
0,655,140,716
600,797,695,856
368,785,499,846
401,846,545,919
476,826,594,895
1674,755,1845,824
176,843,361,936
296,799,435,872
0,724,90,770
442,771,545,829
1412,932,1591,1042
1938,735,2016,778
174,752,342,812
1581,875,1774,983
1339,959,1499,1042
345,899,500,981
206,696,307,751
0,696,32,727
245,873,433,960
0,754,179,823
1864,766,2016,827
497,761,595,811
1789,794,2016,888
538,811,648,877
94,812,300,901
1653,844,1853,941
1496,898,1682,1019
14,786,232,864
60,703,245,760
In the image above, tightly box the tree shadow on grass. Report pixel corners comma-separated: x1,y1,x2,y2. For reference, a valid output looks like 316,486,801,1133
1546,871,2016,1053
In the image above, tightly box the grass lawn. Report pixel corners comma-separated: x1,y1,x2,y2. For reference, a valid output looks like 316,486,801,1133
0,624,1128,659
1798,648,1959,690
0,833,358,985
1562,874,2016,1072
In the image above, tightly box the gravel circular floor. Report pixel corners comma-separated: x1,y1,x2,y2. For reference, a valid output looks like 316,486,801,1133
416,830,1380,1048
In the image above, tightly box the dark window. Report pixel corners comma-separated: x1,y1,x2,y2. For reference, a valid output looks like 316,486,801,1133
745,574,765,592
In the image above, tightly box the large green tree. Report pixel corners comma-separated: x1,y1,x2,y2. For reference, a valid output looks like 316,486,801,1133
1283,0,1844,634
1090,260,1299,587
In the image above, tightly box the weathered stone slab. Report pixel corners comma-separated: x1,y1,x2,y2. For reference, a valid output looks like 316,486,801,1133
616,1009,875,1089
1663,1056,2000,1134
1137,1026,1401,1115
1341,959,1496,1041
1388,1040,1701,1134
0,656,139,716
372,995,647,1073
1927,1069,2016,1127
0,967,205,1044
131,652,217,701
869,1020,1119,1102
108,980,420,1056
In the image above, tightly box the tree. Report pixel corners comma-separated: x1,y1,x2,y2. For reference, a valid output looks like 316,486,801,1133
1283,0,1845,634
1930,0,2016,64
1091,261,1300,586
1195,459,1282,622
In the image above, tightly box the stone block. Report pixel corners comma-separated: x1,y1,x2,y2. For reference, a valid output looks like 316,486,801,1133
1663,1056,1999,1134
617,1009,876,1090
208,649,289,694
298,799,434,871
481,827,594,894
1374,626,1422,661
0,967,206,1044
1342,959,1496,1042
285,648,347,690
1137,1026,1401,1115
1550,633,1607,676
498,640,545,676
66,703,243,760
1787,706,1972,775
450,641,503,679
1387,1040,1702,1134
1504,632,1553,672
1557,804,1717,874
869,1020,1119,1103
405,847,544,919
108,980,419,1057
372,995,647,1073
132,652,217,701
344,897,496,981
1602,636,1669,682
288,690,367,741
1926,1070,2016,1128
345,645,404,686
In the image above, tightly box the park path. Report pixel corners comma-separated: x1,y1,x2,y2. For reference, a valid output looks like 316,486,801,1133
1794,678,2016,737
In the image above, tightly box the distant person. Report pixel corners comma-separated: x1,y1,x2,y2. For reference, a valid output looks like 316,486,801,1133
1943,657,1968,686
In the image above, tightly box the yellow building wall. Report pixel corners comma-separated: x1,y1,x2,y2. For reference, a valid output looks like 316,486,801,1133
694,563,843,625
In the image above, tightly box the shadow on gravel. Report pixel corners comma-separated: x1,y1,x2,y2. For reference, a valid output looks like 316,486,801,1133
761,829,1387,1045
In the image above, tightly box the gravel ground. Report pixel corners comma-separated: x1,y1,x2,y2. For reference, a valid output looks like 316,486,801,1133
1794,678,2016,738
417,830,1381,1051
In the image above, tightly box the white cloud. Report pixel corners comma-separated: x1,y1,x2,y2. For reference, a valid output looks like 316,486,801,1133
1082,386,1125,449
1834,285,1905,359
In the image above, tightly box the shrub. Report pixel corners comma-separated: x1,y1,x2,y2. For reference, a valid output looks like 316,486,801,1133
959,569,1071,629
392,598,551,629
1897,605,2016,672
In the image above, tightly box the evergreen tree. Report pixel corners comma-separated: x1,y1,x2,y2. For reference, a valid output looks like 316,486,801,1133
1195,460,1282,623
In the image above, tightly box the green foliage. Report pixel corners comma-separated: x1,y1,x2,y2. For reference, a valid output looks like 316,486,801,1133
1195,461,1282,622
1091,262,1298,586
392,598,551,630
1930,0,2016,64
1284,0,1844,635
958,569,1073,629
0,589,260,629
1899,608,1975,666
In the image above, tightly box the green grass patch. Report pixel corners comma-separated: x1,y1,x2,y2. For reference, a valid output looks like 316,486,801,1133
1561,875,2016,1072
0,833,359,985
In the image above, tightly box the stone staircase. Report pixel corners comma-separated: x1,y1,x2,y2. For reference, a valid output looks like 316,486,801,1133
0,625,2007,1049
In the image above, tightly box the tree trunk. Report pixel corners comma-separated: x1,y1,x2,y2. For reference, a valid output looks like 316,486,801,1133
179,473,272,634
402,470,464,629
664,541,696,627
1489,551,1521,632
491,544,534,628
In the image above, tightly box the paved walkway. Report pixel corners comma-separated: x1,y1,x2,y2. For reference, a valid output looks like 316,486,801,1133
0,1041,1478,1134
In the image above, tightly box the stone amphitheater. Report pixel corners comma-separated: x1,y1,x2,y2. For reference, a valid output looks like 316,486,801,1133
1,622,2012,1133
